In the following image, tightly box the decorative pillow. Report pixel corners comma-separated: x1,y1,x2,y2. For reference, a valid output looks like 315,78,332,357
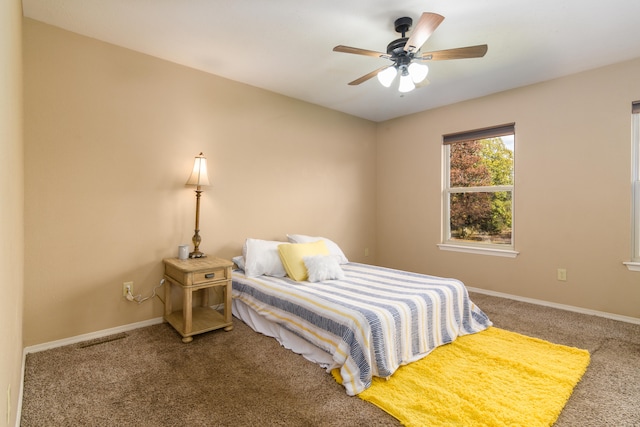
277,240,330,281
303,255,345,282
232,255,245,271
286,234,349,264
242,238,287,278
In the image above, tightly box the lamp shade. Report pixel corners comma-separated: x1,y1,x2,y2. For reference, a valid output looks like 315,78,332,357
408,62,429,84
398,72,416,93
186,152,210,187
377,66,398,88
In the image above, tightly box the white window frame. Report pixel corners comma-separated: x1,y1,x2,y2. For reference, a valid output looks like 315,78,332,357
624,102,640,271
439,124,518,258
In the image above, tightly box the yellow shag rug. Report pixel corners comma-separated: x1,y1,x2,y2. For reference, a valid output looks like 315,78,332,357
333,327,590,427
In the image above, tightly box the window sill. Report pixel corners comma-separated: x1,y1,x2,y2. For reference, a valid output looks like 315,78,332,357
623,261,640,272
437,243,519,258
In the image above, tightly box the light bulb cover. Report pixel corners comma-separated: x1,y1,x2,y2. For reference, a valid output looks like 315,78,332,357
398,73,416,93
408,62,429,84
377,66,398,87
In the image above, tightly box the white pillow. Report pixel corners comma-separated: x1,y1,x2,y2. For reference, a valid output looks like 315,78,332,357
303,255,346,282
232,255,245,271
286,234,349,264
242,238,287,278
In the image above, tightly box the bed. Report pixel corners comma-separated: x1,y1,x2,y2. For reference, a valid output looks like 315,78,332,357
231,236,492,396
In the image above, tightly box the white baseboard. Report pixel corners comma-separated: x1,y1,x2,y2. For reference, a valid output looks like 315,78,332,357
467,287,640,325
23,317,165,355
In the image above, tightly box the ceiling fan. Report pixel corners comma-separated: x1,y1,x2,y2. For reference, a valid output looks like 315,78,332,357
333,12,488,93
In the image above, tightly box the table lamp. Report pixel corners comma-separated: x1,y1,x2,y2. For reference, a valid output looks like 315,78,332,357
185,152,210,258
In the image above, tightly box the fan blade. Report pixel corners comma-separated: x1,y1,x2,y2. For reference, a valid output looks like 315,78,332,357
417,44,488,61
403,12,444,53
333,45,390,59
348,66,392,86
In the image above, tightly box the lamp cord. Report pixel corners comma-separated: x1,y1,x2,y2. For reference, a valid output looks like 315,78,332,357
126,279,165,304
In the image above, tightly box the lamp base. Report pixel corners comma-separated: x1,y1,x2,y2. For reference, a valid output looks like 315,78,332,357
189,251,206,259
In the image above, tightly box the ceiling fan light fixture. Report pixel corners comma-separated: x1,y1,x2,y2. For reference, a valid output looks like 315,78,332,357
408,62,429,84
377,66,398,87
398,71,415,93
334,12,488,92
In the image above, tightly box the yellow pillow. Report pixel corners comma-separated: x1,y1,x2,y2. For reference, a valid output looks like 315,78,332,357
278,240,330,281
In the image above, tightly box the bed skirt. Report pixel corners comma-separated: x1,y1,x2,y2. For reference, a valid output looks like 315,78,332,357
232,298,337,369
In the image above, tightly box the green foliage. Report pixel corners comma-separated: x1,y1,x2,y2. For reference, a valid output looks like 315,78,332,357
480,138,514,186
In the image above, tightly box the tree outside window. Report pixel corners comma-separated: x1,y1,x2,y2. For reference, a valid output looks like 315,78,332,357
443,125,515,249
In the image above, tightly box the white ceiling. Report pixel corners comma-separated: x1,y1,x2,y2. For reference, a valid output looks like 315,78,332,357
22,0,640,122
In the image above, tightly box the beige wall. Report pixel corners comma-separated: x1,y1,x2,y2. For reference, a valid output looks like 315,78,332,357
377,58,640,319
23,19,376,346
0,0,23,425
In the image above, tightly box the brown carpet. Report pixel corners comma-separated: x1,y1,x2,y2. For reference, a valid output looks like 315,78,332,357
20,292,640,426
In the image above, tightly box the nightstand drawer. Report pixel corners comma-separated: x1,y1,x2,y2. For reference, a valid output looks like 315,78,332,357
193,267,226,284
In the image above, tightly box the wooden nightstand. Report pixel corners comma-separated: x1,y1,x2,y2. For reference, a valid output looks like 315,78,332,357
162,257,234,343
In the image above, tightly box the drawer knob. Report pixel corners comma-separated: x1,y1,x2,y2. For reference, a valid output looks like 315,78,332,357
205,273,216,279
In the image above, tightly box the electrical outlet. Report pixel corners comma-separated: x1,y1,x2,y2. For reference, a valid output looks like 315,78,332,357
364,247,369,257
557,268,567,281
123,281,133,297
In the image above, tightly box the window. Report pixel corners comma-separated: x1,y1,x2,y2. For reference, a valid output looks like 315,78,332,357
440,124,516,256
626,101,640,270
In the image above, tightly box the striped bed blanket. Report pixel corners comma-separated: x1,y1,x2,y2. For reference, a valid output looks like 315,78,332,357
232,262,492,395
